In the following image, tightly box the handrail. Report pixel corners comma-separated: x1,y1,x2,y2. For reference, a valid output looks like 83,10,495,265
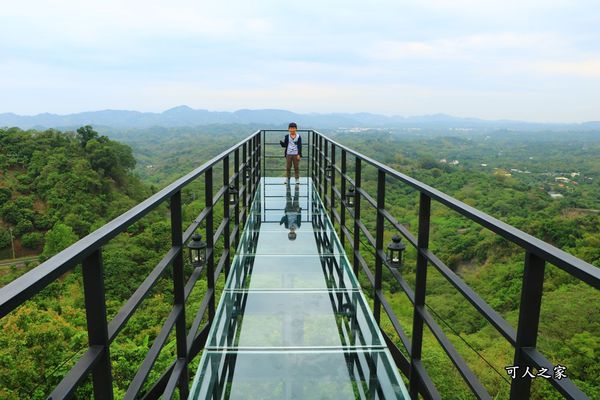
310,129,598,400
312,130,599,288
1,126,596,400
0,130,262,399
0,131,260,318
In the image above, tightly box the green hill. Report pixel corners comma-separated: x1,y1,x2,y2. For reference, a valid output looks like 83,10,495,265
0,126,597,399
0,126,148,261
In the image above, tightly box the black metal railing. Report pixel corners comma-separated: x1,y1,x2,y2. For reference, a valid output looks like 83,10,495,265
0,131,262,399
310,129,599,400
1,127,598,399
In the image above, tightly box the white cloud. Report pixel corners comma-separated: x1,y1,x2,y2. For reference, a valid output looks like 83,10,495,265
1,0,599,120
367,32,566,61
521,59,600,77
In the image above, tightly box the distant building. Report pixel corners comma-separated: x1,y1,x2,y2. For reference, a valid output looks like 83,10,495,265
481,163,488,167
548,192,564,199
555,177,570,183
449,160,459,165
494,169,512,177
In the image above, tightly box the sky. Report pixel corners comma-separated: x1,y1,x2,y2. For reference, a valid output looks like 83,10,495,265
1,0,599,122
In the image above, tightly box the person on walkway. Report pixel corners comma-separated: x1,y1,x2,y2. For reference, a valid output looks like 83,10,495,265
280,122,302,184
280,181,301,240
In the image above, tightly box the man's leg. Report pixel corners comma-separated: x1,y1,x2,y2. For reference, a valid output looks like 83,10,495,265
285,155,292,180
293,156,300,180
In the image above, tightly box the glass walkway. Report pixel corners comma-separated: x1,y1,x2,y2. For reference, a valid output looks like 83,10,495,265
189,177,409,399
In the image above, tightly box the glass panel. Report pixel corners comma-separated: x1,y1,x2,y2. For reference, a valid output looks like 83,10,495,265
264,177,311,184
227,254,359,291
237,231,343,255
190,349,409,400
262,183,311,198
206,290,383,349
190,177,409,399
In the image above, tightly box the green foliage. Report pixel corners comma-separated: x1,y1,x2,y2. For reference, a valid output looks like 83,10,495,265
14,219,34,236
0,126,148,258
0,202,23,225
325,129,600,399
76,125,99,147
42,223,79,259
21,232,44,249
0,227,11,249
0,125,598,398
0,187,12,203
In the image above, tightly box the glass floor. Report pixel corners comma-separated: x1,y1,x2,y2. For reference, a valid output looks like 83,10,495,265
189,177,409,399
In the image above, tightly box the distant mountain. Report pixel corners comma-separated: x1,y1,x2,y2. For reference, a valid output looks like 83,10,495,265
0,106,598,131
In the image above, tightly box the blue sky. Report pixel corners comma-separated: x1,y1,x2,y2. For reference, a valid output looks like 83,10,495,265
1,0,599,122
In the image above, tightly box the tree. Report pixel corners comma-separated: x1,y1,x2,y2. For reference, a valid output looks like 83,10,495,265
0,188,11,204
21,232,44,249
0,202,22,225
42,223,78,259
76,125,99,147
0,228,10,249
14,219,34,236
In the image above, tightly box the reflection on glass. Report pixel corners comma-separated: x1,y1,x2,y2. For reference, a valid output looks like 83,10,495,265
280,183,302,241
189,177,409,399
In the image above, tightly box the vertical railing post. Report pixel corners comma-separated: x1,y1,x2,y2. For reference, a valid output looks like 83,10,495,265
205,167,215,322
242,143,248,227
330,143,336,227
324,140,329,209
170,190,189,398
250,136,256,197
253,133,259,191
373,169,385,324
262,130,266,179
311,131,316,183
307,130,312,182
340,149,347,247
409,193,431,398
234,147,240,247
310,131,316,182
318,135,323,197
352,158,362,276
223,156,231,278
510,252,545,399
81,248,114,400
258,130,262,181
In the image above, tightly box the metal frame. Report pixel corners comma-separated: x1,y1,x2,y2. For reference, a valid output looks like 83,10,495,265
0,131,262,399
310,129,599,400
1,127,598,399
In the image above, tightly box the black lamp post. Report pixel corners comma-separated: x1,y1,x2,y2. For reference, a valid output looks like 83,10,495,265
187,233,207,268
228,184,238,205
325,165,333,180
244,165,251,180
346,186,355,208
387,235,406,269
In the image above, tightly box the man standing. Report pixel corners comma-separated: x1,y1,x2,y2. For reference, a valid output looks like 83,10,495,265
280,122,302,184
